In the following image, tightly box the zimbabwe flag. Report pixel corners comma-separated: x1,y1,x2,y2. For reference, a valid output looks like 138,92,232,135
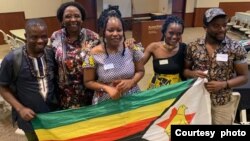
32,78,211,141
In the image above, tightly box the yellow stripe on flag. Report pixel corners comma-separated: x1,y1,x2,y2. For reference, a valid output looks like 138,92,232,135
36,98,175,140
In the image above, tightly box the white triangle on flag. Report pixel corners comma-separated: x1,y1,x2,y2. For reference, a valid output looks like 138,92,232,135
142,78,212,141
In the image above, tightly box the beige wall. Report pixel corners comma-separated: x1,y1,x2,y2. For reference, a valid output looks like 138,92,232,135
103,0,132,17
132,0,249,15
185,0,250,13
96,0,103,18
0,0,24,13
23,0,62,19
132,0,171,15
0,0,70,19
0,0,248,19
186,0,196,13
196,0,250,8
158,0,172,14
132,0,159,14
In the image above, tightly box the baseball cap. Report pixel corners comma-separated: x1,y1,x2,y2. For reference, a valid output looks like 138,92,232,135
204,8,227,23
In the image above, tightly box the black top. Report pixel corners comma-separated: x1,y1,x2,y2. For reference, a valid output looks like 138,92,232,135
152,43,186,79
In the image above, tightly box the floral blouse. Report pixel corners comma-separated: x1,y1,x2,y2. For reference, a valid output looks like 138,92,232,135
51,28,100,109
185,36,247,105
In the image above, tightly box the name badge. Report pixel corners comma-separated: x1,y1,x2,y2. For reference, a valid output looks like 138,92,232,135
216,54,228,62
159,59,168,65
104,63,114,70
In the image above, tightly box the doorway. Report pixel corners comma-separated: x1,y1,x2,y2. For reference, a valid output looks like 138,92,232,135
172,0,186,20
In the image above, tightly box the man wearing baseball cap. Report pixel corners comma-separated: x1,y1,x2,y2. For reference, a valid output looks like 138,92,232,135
184,8,248,124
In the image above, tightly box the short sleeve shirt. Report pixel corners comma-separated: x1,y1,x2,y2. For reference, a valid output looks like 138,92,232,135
0,47,58,131
185,36,247,105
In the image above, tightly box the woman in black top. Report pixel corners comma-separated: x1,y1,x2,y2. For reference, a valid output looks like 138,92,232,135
141,15,186,89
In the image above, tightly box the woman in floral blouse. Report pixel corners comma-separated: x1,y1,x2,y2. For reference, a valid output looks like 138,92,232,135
50,2,100,109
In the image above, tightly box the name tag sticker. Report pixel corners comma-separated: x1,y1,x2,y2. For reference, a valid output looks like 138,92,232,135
159,59,168,65
216,54,228,62
104,63,114,70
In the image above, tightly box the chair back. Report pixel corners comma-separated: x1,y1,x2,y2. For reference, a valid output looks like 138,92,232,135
231,92,241,124
15,38,25,48
5,34,17,50
0,29,8,41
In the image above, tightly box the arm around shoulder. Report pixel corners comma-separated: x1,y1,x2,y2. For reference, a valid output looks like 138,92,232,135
132,58,145,87
141,42,155,65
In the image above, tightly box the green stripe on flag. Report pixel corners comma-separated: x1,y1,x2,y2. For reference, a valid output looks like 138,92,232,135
32,79,194,129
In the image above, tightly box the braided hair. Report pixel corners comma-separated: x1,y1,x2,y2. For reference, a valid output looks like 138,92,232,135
98,6,126,58
161,15,184,41
98,5,122,32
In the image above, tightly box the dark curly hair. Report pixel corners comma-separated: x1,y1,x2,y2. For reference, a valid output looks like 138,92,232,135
98,6,126,57
161,15,184,41
56,1,86,23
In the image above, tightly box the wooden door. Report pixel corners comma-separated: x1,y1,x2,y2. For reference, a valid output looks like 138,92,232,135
172,0,186,20
75,0,97,32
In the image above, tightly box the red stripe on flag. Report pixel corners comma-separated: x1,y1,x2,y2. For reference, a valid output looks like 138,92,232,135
69,117,157,141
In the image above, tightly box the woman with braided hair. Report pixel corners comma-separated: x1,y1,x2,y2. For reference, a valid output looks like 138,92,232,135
142,15,187,89
97,5,122,36
83,8,144,104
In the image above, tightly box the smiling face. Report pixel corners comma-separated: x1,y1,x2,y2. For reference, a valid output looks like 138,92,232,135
205,16,227,42
164,23,183,46
62,6,82,33
104,17,123,48
25,25,48,56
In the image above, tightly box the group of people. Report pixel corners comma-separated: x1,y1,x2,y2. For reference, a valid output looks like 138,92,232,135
0,1,248,141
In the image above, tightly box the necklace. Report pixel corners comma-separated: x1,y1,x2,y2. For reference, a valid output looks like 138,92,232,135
162,41,178,51
23,46,49,79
